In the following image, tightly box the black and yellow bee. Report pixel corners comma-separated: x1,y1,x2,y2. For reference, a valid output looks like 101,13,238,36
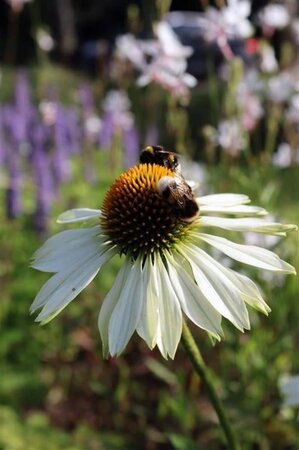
140,145,181,173
140,145,199,223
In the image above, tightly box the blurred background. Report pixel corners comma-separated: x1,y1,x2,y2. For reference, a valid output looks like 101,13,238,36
0,0,299,449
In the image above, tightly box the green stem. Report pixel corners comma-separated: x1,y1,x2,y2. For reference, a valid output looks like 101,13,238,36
181,321,241,450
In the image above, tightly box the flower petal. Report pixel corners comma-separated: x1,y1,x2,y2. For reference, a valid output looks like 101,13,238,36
154,256,182,359
181,242,271,316
198,233,296,273
198,193,250,206
198,216,297,235
31,247,114,322
57,208,101,223
33,227,100,261
166,254,223,339
32,227,111,273
200,204,267,216
233,271,271,314
178,245,250,331
136,258,158,350
108,258,145,357
98,261,132,358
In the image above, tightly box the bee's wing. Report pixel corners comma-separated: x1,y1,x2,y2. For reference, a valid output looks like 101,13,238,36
169,177,194,206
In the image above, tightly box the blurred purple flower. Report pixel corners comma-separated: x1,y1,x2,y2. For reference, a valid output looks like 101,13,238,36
100,90,135,148
0,111,7,165
6,149,22,219
124,126,139,168
145,125,159,147
30,125,56,232
53,106,72,183
99,111,114,148
78,83,95,115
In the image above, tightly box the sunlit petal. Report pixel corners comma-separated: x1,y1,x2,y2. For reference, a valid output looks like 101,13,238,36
57,208,101,223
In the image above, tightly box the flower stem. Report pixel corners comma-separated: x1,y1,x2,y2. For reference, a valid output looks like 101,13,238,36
181,320,240,450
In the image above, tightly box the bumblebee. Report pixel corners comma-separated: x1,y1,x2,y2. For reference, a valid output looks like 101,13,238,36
140,145,181,173
140,145,199,223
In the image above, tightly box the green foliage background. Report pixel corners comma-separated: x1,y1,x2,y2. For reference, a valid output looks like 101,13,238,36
0,66,299,450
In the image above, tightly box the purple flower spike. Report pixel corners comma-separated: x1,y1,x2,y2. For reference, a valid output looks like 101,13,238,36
33,188,52,234
145,125,159,147
78,83,95,115
99,112,114,149
0,111,7,165
53,107,72,184
14,69,31,113
124,126,139,168
6,151,22,219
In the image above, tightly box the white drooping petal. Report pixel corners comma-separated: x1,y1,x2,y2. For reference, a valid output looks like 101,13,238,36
198,233,296,273
182,242,271,317
178,245,250,331
108,258,145,357
232,271,270,314
136,258,159,350
198,193,250,207
32,227,110,273
154,256,183,359
33,227,100,261
98,261,132,358
199,204,267,216
199,216,297,235
57,208,101,223
31,247,115,323
166,254,223,339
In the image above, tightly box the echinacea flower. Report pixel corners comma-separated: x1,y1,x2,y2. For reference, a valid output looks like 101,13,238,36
31,162,297,358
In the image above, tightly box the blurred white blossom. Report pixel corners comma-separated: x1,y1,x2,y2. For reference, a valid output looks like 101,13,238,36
258,4,290,32
39,101,58,126
84,115,102,138
259,42,278,73
116,34,148,71
285,94,299,124
37,29,55,52
198,0,253,59
273,143,299,167
215,119,245,156
237,70,264,131
267,73,294,103
115,21,196,101
280,375,299,407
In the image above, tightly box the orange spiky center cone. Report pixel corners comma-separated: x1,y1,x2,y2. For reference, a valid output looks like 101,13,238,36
100,164,189,259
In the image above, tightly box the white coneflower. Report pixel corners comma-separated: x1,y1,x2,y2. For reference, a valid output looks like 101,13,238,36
31,163,297,359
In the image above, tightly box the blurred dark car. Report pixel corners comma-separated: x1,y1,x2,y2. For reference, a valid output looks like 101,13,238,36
165,11,250,79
